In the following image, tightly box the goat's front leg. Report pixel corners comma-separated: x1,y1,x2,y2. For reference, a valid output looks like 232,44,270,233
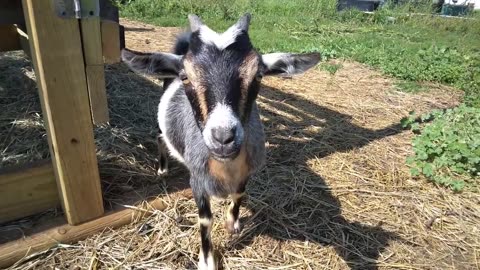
225,183,246,235
156,128,168,176
194,191,217,270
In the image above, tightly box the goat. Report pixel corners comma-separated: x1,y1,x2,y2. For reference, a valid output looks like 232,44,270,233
121,13,320,270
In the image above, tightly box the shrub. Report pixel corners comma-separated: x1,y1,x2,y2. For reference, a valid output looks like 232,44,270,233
402,105,480,191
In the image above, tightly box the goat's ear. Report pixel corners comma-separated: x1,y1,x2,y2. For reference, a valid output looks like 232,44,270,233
262,52,320,77
121,48,182,78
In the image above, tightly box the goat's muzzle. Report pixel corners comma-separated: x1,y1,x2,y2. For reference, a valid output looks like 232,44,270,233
210,126,241,160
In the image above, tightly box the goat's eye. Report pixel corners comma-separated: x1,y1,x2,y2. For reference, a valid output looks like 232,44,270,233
256,73,263,81
179,71,189,84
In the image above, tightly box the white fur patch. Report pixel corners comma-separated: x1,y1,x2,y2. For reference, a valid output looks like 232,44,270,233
262,53,295,75
207,103,237,129
198,250,216,270
157,167,168,176
199,25,243,50
198,217,213,227
158,79,185,163
233,218,241,232
226,201,241,233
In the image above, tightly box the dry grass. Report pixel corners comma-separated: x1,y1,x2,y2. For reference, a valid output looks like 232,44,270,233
1,18,479,270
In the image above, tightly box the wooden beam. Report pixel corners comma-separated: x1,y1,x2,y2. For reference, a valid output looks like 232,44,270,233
101,20,121,64
0,161,59,224
0,25,21,52
0,198,167,269
22,0,104,225
81,17,110,124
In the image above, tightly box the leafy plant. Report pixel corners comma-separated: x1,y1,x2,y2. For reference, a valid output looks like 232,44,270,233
320,62,343,75
405,105,480,191
395,81,426,93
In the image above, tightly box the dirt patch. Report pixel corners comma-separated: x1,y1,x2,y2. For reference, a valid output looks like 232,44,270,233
1,19,477,270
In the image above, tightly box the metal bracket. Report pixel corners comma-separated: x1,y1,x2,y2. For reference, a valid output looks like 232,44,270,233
53,0,99,19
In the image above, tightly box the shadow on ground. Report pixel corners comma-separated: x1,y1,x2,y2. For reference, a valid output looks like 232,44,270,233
228,84,403,270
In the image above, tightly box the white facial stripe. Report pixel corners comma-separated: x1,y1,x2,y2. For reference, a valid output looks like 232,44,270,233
199,25,243,50
207,103,237,129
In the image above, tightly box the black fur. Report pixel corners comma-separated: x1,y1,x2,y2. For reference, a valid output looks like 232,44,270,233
174,32,191,55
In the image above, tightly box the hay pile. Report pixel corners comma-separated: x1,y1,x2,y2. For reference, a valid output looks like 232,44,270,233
1,18,478,270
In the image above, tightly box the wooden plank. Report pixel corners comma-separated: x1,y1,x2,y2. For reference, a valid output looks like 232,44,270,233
22,0,104,225
0,198,167,269
101,20,121,64
16,26,31,58
85,65,109,124
81,18,104,65
81,17,110,124
0,25,21,52
0,161,59,224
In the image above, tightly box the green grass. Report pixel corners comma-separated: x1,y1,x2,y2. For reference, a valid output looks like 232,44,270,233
116,0,480,106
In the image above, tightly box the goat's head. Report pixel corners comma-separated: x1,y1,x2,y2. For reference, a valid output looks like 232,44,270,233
122,13,320,161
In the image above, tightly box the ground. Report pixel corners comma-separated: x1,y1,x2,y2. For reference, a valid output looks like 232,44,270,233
1,18,479,270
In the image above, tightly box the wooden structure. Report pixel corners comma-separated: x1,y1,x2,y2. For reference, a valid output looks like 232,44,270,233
0,1,160,268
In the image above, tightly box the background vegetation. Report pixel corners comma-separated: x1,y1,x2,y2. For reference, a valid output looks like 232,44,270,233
116,0,479,190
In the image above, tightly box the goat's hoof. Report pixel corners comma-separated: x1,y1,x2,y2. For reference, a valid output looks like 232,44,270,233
225,219,241,235
198,252,217,270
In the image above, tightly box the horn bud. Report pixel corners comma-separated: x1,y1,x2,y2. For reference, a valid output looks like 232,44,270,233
235,13,251,32
188,14,203,32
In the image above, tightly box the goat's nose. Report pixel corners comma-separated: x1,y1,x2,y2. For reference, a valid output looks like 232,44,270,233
211,127,236,145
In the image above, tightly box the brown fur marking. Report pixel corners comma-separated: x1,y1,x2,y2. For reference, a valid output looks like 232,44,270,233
208,147,251,191
238,52,259,118
183,55,209,121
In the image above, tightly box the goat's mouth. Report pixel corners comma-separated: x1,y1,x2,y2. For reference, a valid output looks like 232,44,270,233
210,145,240,161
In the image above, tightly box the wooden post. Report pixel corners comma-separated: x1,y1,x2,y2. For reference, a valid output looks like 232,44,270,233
0,161,59,224
22,0,104,225
81,17,110,124
101,20,121,64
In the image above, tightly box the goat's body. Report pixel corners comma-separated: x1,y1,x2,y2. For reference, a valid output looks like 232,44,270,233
158,77,265,197
121,13,320,269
